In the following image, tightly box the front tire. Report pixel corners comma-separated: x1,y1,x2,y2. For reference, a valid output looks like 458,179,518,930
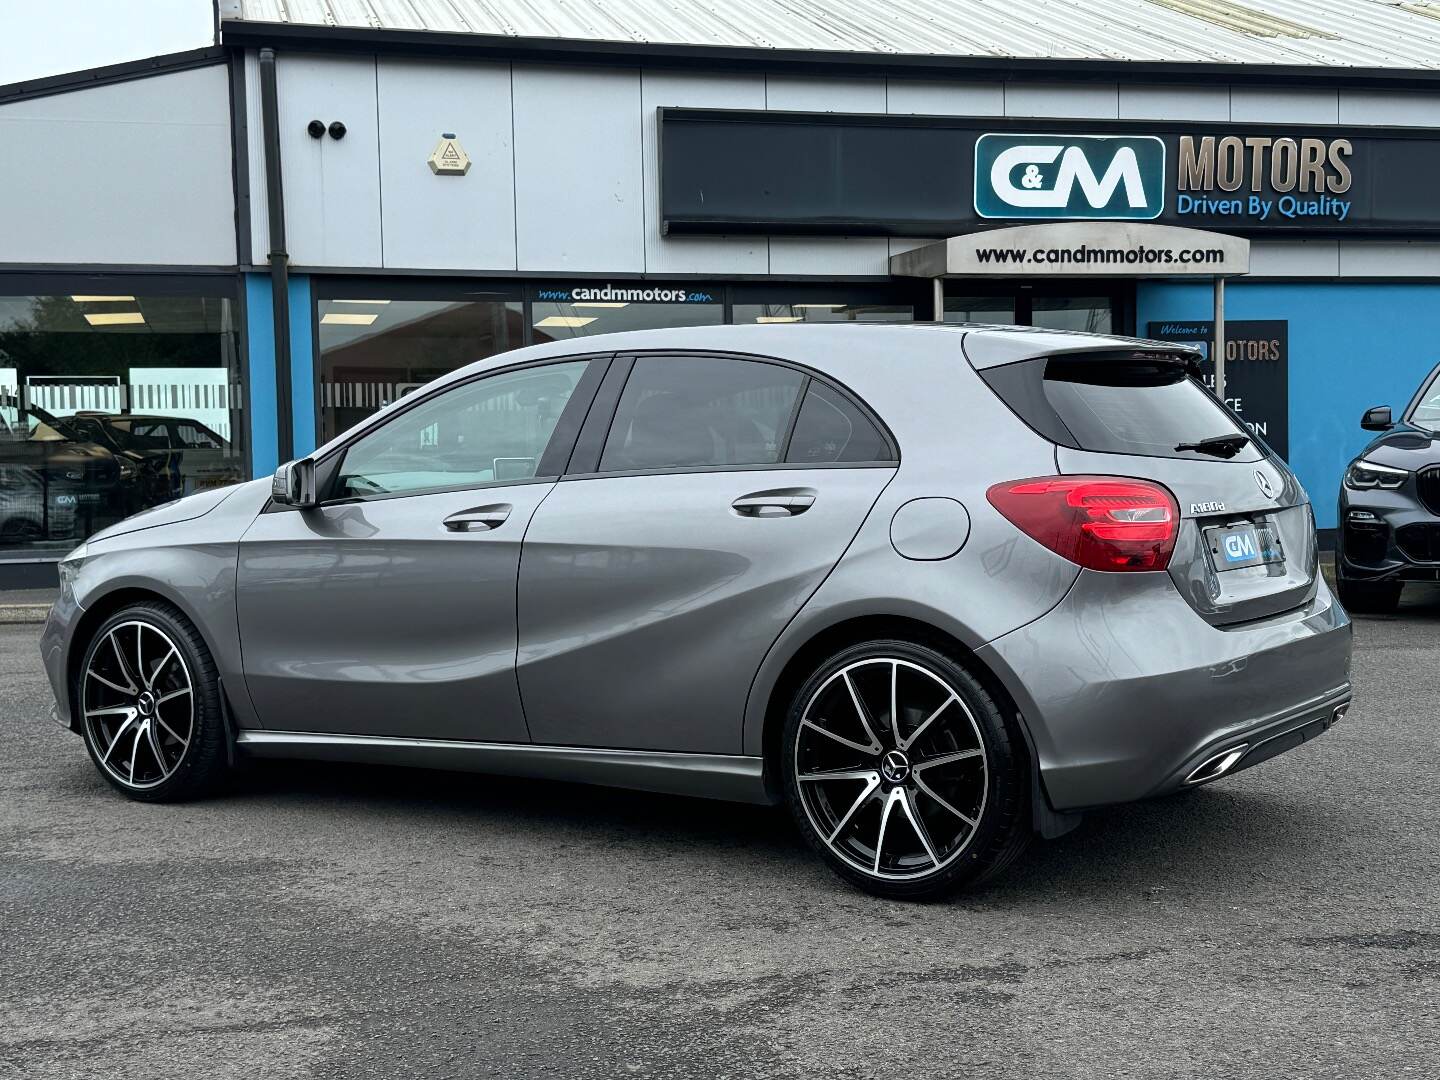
76,601,229,802
782,640,1030,900
1336,573,1402,615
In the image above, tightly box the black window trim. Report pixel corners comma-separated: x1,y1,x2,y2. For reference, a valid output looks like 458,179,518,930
270,353,612,510
561,348,899,482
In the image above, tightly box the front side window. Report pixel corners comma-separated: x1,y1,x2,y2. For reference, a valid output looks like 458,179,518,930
600,356,805,473
335,361,590,499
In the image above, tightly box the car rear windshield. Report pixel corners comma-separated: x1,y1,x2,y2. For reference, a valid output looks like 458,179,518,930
979,354,1261,461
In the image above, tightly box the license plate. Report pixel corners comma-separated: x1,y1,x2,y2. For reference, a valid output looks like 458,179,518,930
1205,521,1284,572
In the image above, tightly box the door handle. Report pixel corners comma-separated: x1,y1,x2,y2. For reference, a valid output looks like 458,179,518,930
731,489,816,518
443,503,512,532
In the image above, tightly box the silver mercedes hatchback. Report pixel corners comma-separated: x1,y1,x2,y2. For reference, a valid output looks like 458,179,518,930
41,324,1353,899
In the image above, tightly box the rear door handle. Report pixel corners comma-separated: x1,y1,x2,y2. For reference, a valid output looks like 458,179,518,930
443,503,512,532
731,489,816,518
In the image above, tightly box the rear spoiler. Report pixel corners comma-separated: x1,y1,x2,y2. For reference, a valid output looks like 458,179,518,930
961,329,1205,376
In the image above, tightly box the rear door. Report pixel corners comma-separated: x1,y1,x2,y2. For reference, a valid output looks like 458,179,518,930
979,350,1316,624
516,353,897,754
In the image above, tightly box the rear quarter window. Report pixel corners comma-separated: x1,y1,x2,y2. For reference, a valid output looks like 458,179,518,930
980,355,1261,462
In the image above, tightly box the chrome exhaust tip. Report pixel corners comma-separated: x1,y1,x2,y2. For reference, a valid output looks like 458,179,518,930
1331,703,1349,725
1184,745,1249,786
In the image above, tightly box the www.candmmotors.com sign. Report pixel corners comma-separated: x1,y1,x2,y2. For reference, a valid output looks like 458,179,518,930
658,109,1440,237
974,135,1166,221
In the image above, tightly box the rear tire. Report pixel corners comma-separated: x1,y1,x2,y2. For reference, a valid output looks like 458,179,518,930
782,640,1030,900
1336,574,1402,615
76,601,230,802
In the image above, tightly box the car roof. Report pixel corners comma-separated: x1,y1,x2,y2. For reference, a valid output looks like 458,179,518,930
309,322,1195,462
456,322,1187,379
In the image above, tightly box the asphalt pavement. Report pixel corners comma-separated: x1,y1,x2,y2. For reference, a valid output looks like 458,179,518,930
2,594,1437,1079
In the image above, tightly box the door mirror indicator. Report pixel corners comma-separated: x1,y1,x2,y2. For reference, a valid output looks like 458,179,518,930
1361,406,1393,431
272,458,318,508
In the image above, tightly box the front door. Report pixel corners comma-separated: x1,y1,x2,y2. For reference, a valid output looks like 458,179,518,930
516,354,897,754
237,357,600,742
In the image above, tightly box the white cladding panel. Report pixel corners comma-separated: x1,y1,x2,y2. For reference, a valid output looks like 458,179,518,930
277,54,383,267
1118,84,1230,122
378,59,517,271
0,65,234,265
885,81,1003,117
1004,82,1119,119
764,76,885,113
1230,87,1339,125
512,65,644,273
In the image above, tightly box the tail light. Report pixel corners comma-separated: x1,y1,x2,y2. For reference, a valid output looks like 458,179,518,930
986,475,1179,572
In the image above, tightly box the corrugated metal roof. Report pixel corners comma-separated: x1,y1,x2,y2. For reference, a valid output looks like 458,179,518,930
222,0,1440,69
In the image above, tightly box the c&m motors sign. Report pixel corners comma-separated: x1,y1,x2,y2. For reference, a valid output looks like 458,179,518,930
974,134,1166,221
659,108,1440,237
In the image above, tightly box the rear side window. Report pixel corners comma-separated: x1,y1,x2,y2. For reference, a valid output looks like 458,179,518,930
981,355,1259,461
786,382,894,464
600,356,804,472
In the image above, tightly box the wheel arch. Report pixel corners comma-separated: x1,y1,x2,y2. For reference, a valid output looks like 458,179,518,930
751,613,1020,794
749,610,1079,838
65,583,221,733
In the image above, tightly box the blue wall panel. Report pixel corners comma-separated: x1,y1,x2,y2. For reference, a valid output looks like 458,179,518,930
1137,281,1440,529
287,274,316,457
244,273,278,479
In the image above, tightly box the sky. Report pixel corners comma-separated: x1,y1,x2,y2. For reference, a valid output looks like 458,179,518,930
0,0,216,85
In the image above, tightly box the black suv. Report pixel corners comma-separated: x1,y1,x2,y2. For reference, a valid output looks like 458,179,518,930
1337,361,1440,613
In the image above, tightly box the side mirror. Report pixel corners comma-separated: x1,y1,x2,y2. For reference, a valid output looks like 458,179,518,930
271,458,318,508
1360,405,1393,432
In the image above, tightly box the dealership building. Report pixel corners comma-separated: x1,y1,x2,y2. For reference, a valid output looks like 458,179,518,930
5,0,1440,578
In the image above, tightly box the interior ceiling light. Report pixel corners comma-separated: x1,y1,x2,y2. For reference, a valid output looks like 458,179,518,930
756,316,804,323
321,312,379,326
793,303,844,309
572,302,629,308
1142,0,1337,38
535,315,597,328
331,299,392,304
83,312,145,326
70,295,135,302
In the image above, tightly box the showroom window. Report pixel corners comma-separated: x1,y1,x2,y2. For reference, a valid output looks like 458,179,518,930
731,301,914,324
317,296,524,443
0,289,245,559
944,296,1017,324
531,296,723,342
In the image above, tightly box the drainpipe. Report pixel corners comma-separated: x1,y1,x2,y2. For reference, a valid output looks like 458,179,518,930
258,47,294,464
1213,275,1226,405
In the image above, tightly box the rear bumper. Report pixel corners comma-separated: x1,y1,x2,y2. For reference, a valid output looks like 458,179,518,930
977,569,1353,812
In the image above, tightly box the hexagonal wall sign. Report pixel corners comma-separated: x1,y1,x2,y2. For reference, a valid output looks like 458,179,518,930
428,133,471,176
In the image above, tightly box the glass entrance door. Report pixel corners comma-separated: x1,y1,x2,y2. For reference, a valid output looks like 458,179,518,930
944,285,1130,334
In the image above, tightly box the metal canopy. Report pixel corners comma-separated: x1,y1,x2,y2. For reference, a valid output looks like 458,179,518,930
889,223,1250,280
